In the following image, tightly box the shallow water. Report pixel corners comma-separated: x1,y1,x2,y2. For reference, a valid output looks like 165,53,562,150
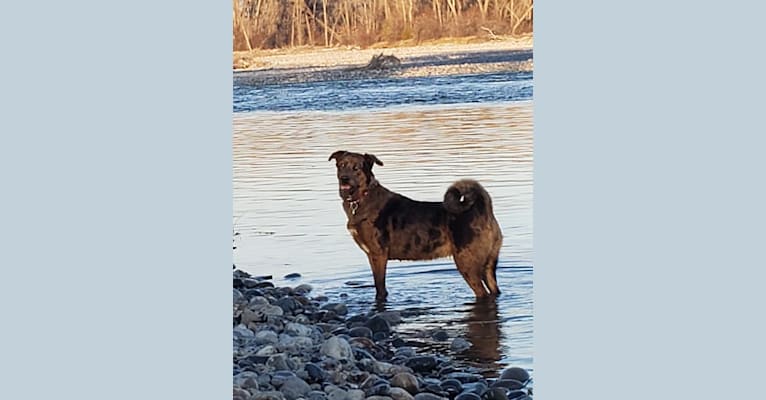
233,69,533,375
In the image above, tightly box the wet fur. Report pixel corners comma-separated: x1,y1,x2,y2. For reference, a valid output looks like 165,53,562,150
329,150,502,300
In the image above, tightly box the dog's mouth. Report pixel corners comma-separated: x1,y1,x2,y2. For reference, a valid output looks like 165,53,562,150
339,183,357,198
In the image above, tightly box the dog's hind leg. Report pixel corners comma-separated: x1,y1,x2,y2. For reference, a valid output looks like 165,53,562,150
367,254,389,301
483,256,500,295
455,254,490,297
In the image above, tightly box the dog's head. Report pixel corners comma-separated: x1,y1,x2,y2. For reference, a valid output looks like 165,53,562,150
328,150,383,201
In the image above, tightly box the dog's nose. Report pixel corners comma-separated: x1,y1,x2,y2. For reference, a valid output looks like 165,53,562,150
340,176,350,183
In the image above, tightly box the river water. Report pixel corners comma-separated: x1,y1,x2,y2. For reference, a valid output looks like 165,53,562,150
233,63,533,375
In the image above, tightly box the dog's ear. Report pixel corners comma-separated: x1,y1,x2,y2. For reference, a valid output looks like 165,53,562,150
328,150,347,162
364,153,384,167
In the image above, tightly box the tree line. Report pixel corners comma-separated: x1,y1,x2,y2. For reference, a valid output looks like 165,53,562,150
233,0,533,51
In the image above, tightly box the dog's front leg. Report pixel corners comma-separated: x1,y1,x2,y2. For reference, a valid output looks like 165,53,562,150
367,253,389,301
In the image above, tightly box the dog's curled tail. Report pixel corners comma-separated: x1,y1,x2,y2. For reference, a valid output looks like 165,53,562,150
443,179,492,215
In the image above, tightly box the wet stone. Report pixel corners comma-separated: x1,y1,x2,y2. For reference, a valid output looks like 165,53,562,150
365,315,391,334
284,273,302,279
481,388,508,400
308,390,328,400
455,393,482,400
506,390,527,400
348,326,373,339
305,363,327,383
388,387,414,400
450,338,472,352
431,330,449,341
253,390,286,400
271,370,298,387
491,379,525,391
499,368,529,383
322,302,349,315
321,336,354,360
413,393,447,400
281,376,312,400
440,379,462,395
390,372,419,395
255,330,279,345
277,297,302,314
443,372,483,383
404,356,438,373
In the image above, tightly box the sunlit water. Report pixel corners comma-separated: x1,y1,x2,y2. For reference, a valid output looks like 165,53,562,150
233,72,533,375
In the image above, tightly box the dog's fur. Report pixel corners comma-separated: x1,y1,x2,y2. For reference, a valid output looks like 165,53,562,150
329,150,503,300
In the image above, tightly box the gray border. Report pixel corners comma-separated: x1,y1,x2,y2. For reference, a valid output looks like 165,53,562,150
1,1,232,398
536,1,766,398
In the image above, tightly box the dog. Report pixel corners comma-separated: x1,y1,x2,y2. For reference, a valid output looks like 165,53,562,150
329,150,503,300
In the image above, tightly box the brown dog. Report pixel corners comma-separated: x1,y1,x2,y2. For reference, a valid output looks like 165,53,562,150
329,150,503,300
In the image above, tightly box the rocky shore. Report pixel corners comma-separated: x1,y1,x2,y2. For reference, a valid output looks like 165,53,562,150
233,269,533,400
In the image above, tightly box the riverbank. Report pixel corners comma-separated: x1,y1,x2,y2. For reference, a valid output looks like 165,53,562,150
233,36,532,87
233,269,533,400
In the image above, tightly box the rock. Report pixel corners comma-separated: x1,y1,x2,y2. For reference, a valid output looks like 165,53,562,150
284,273,302,279
321,336,354,360
373,331,388,341
404,356,438,373
348,326,373,339
506,391,527,400
413,393,447,400
481,388,508,400
462,382,488,395
455,393,481,400
375,311,402,325
234,371,260,390
233,387,251,400
322,302,349,315
308,390,328,400
499,367,529,383
277,297,302,314
256,345,278,356
255,330,279,345
440,379,462,395
327,387,350,400
368,382,392,396
294,284,313,294
285,322,314,337
491,379,525,390
442,372,483,383
253,391,286,400
390,372,419,394
272,371,298,387
366,397,393,400
388,387,414,400
431,330,449,341
450,338,472,352
305,363,327,383
267,353,290,371
233,325,255,341
348,389,366,400
234,289,244,303
365,315,391,334
281,376,312,400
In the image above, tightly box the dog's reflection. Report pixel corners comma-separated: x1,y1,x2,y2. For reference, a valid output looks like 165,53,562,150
463,297,502,364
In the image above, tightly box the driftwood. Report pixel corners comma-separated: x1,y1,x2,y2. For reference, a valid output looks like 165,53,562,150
363,53,401,70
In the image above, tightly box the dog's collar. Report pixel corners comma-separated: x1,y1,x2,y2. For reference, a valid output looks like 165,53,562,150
344,179,377,215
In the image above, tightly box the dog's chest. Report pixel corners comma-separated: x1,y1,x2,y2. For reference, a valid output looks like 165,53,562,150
347,223,373,254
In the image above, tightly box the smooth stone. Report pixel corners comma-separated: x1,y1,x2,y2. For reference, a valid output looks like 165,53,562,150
348,326,373,339
253,391,286,400
294,284,313,294
271,371,298,387
404,356,438,373
491,379,525,391
443,372,483,383
365,315,391,334
255,330,279,345
277,297,302,314
256,281,276,288
321,336,354,360
233,270,252,278
348,389,366,400
462,382,488,395
506,391,527,400
390,372,419,394
431,330,449,341
368,383,392,396
388,387,414,400
233,371,260,389
234,289,244,303
285,322,314,337
413,393,447,400
266,353,290,371
346,314,368,324
454,393,481,400
305,363,327,383
327,388,349,400
394,347,416,358
481,388,508,400
499,367,529,383
233,387,251,400
322,303,349,315
372,331,388,341
256,345,278,356
281,376,312,400
284,273,302,279
440,379,462,395
450,338,472,352
366,397,393,400
233,325,255,341
241,308,265,325
375,311,402,325
308,390,328,400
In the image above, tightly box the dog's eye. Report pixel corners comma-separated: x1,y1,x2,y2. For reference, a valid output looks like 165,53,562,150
459,195,465,203
353,166,359,171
